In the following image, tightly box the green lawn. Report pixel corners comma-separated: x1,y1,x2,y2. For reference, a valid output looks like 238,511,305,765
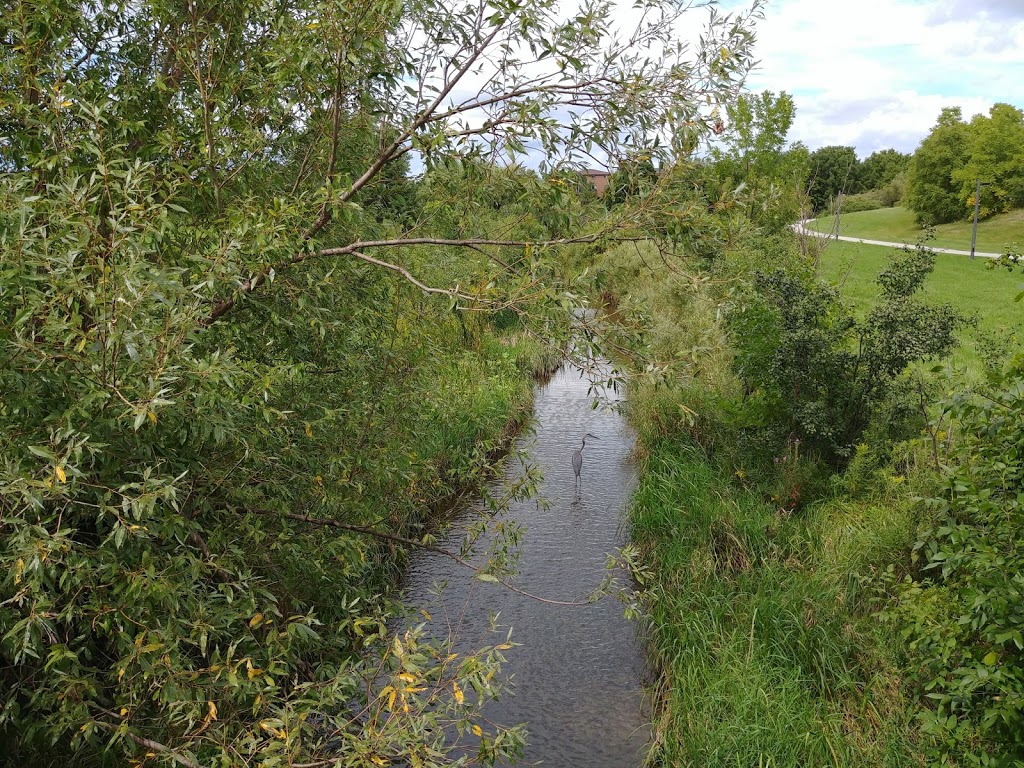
809,206,1024,254
819,239,1023,375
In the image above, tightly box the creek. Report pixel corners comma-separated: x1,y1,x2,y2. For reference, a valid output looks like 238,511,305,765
401,358,649,766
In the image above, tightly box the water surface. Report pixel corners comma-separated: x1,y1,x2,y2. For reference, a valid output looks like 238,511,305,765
402,360,649,766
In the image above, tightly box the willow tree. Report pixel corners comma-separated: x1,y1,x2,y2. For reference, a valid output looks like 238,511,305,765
1,0,761,764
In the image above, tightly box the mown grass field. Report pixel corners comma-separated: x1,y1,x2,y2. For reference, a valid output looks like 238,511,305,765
808,206,1024,253
818,239,1023,375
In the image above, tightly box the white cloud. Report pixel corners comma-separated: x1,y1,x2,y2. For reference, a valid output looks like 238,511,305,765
737,0,1024,155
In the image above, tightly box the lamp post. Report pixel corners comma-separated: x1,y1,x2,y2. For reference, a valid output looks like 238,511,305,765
970,179,990,260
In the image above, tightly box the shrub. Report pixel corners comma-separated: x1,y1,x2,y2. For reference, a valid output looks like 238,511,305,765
895,361,1024,765
729,243,964,468
836,190,885,214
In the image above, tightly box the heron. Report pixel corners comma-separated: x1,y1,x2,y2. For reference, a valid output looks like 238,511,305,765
572,433,600,489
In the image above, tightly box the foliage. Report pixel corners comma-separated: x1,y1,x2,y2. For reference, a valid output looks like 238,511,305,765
730,242,964,466
905,107,972,225
860,149,911,192
895,360,1024,765
806,145,861,213
605,154,660,208
707,90,809,230
835,189,886,214
879,173,907,208
0,0,766,762
953,103,1024,219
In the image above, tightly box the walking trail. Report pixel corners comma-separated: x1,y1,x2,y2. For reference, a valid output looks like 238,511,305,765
794,220,1001,259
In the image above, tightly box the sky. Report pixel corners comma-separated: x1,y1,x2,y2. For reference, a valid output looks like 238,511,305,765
724,0,1024,158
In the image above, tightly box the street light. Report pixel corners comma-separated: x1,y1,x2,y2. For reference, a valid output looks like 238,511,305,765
970,179,990,260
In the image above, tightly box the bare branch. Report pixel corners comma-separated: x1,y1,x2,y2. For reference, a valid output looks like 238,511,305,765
351,251,479,301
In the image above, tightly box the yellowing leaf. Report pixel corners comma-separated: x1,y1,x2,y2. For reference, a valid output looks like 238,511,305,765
247,665,263,680
398,673,416,683
147,411,157,425
305,421,313,438
472,724,483,737
983,651,999,666
119,707,128,717
249,613,264,628
55,465,67,483
259,721,286,738
453,682,464,704
207,700,218,721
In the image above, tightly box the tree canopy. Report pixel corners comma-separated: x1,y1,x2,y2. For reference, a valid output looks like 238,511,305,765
806,145,860,213
906,103,1024,224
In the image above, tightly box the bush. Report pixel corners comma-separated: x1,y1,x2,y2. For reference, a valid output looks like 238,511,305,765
729,243,964,468
895,361,1024,765
836,190,885,214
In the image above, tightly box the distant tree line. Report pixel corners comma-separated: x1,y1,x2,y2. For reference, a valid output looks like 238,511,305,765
599,91,914,223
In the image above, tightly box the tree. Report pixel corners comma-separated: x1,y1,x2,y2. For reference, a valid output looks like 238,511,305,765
730,243,964,466
905,107,970,224
859,148,911,191
708,90,808,229
806,145,861,213
605,153,660,208
0,0,764,763
953,102,1024,218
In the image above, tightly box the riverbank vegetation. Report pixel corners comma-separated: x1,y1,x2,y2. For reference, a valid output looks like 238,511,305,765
0,0,764,763
5,0,1024,765
592,165,1024,766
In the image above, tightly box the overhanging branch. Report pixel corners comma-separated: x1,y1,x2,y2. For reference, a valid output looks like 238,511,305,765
254,508,599,607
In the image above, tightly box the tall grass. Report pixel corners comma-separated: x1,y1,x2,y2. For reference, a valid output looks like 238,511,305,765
630,438,921,766
591,236,925,766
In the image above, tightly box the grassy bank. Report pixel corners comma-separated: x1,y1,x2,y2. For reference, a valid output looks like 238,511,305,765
598,226,1024,766
808,206,1024,253
631,438,919,766
590,238,938,766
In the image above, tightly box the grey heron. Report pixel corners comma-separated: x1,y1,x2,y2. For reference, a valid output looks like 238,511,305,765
572,433,600,488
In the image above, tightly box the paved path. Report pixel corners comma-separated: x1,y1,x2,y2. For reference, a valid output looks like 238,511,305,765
794,220,1001,259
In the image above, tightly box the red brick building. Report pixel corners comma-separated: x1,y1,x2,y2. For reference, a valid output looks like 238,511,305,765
581,168,611,197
